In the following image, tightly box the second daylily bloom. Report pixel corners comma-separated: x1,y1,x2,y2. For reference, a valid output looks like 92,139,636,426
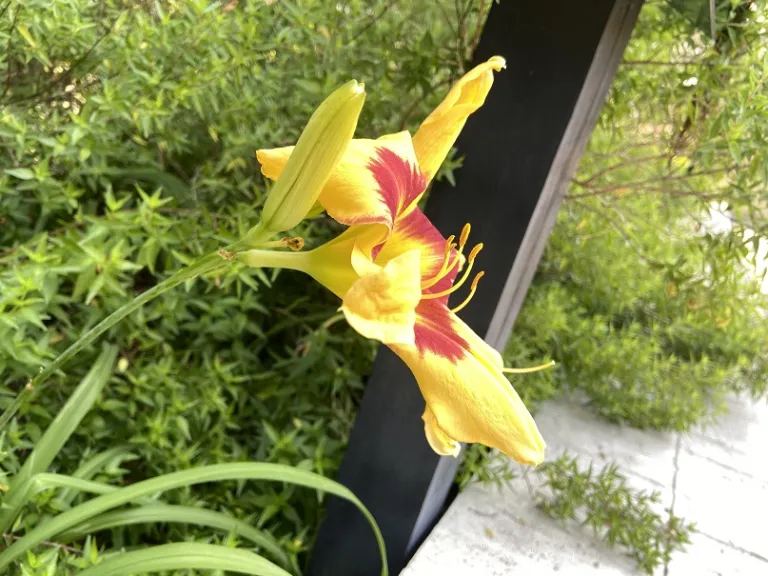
247,57,546,465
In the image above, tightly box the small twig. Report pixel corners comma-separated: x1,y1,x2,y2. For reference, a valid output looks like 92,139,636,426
573,165,740,193
349,0,400,43
6,10,124,107
570,199,670,267
568,185,729,202
621,59,703,66
468,0,487,58
2,5,21,100
455,0,467,64
572,154,673,187
1,533,82,555
398,76,452,130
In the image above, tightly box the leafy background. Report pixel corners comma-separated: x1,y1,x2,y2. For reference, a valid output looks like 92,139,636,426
1,0,766,573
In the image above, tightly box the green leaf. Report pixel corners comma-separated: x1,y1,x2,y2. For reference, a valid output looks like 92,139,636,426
4,168,35,180
16,24,36,48
59,504,291,571
0,464,388,576
58,446,134,505
0,345,118,534
0,248,240,430
75,543,291,576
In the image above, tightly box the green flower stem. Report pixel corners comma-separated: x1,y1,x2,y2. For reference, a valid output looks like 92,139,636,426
239,248,309,271
244,222,273,247
0,245,243,431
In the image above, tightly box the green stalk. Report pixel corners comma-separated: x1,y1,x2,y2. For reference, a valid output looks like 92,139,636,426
0,463,388,576
0,247,237,431
75,542,291,576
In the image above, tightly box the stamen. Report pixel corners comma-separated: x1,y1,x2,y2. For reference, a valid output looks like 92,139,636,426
421,235,457,290
451,271,485,313
459,223,471,250
502,360,557,374
423,243,483,300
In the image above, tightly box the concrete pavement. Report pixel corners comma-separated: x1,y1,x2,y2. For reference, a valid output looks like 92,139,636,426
403,394,768,575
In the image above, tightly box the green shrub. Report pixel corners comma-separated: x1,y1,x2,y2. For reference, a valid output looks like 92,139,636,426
537,454,695,575
500,0,768,431
0,0,478,569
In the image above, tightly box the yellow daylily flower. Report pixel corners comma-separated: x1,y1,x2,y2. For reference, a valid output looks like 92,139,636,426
257,56,507,229
245,60,546,465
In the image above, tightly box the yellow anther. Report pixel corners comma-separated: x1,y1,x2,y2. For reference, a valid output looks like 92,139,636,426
423,243,481,300
451,271,485,314
422,235,458,290
467,243,483,263
459,223,471,249
470,270,485,290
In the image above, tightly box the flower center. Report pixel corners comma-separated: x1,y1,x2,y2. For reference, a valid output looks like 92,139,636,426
421,223,485,313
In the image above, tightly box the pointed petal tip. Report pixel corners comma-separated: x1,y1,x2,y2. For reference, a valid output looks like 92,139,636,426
489,55,506,70
514,441,546,467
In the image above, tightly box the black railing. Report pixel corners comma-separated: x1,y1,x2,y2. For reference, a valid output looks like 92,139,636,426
308,1,644,574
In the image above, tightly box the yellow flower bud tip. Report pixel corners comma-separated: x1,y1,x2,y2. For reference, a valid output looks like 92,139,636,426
258,80,366,234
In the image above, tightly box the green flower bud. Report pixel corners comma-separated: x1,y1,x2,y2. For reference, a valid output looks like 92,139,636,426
256,80,365,238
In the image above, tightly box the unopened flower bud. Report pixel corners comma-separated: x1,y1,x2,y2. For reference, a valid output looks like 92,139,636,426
257,80,365,237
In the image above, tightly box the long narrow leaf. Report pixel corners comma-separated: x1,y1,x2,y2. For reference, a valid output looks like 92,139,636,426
75,542,291,576
7,473,142,512
0,248,239,430
59,505,292,571
12,473,290,570
10,473,291,571
0,463,388,576
0,345,118,533
58,446,134,505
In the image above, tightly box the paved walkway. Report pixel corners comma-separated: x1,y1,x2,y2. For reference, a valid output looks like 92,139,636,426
403,395,768,575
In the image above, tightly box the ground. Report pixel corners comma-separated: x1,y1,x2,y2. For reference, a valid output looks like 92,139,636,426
403,395,768,575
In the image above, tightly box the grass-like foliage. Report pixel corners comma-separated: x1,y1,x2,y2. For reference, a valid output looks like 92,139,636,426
3,0,768,573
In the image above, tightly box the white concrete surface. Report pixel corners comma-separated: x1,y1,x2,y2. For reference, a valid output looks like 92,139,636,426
403,395,768,575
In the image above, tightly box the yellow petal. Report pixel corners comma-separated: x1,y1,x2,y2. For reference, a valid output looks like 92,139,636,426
373,206,451,287
341,250,423,345
258,132,425,232
256,146,292,181
302,225,377,298
423,407,461,457
390,300,545,465
412,56,505,182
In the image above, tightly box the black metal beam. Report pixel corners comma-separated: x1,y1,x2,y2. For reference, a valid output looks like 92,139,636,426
307,1,643,575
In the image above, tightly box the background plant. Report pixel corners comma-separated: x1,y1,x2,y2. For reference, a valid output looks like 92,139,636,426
0,0,477,571
2,0,767,573
536,454,695,575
